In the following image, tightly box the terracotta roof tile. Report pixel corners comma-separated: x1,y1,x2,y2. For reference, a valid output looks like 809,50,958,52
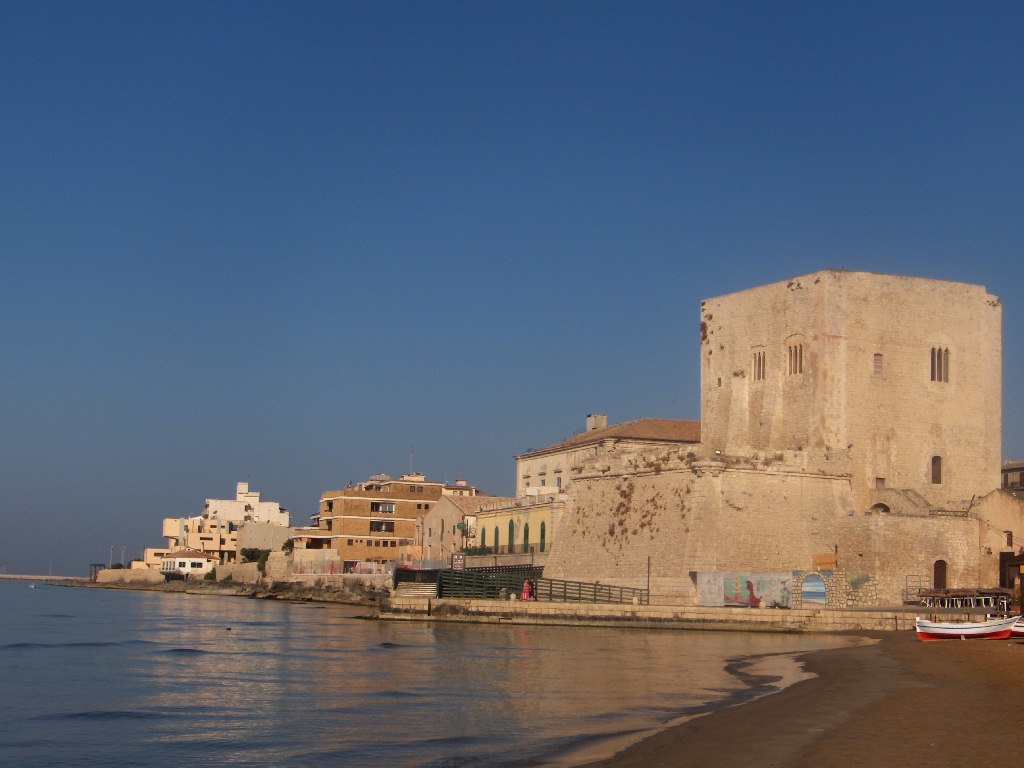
520,418,700,457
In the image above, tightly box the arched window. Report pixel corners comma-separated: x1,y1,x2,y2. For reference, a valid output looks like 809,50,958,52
523,523,530,553
508,520,515,554
933,559,947,589
480,528,486,548
931,456,943,484
540,522,546,552
494,526,499,553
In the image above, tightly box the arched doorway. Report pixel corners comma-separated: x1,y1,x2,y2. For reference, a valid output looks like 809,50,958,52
508,520,515,554
540,522,546,552
523,523,530,554
933,559,947,589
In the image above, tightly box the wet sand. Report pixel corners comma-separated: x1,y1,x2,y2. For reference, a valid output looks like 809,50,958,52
577,630,1024,767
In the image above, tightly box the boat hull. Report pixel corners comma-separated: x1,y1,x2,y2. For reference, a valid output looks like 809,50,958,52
915,615,1019,641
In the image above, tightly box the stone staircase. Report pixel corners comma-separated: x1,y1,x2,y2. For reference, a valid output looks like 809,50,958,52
395,581,438,598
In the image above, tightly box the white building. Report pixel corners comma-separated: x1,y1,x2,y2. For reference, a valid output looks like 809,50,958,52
142,482,291,568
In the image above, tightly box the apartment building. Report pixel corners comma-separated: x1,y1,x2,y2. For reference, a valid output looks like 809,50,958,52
294,473,477,570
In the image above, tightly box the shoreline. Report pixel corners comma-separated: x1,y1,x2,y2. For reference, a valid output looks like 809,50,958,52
572,630,1024,767
544,648,827,767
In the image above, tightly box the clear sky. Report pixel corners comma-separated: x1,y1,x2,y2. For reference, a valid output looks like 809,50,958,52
2,2,1023,575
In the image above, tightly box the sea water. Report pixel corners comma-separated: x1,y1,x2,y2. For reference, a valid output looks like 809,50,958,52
0,580,854,767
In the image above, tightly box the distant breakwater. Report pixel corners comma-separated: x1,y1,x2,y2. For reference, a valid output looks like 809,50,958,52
70,577,386,607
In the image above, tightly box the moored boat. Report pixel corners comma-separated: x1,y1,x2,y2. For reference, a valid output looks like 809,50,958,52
915,615,1019,641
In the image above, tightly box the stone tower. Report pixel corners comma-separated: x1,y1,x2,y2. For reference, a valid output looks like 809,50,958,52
699,270,1001,515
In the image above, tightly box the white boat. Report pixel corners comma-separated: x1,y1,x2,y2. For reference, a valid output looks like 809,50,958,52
915,615,1018,641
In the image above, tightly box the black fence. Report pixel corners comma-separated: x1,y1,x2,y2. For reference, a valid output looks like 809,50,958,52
438,568,648,605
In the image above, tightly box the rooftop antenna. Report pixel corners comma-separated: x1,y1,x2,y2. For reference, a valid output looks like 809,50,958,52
410,445,415,474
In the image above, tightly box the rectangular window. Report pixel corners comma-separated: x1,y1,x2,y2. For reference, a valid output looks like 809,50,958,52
873,353,883,376
875,477,885,489
370,502,395,513
178,561,186,568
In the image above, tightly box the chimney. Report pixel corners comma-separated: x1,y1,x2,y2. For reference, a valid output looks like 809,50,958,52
586,413,608,432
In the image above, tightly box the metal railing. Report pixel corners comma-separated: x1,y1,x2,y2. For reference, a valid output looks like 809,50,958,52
438,569,648,605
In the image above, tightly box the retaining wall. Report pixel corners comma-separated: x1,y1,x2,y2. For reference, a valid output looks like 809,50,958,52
383,596,922,633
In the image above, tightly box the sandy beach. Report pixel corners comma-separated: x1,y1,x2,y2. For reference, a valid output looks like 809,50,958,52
578,630,1024,768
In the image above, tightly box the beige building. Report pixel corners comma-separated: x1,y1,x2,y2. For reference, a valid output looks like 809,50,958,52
417,494,510,564
294,473,478,570
541,270,1013,606
141,482,291,568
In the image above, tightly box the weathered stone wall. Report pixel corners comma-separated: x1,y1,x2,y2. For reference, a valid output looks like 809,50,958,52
543,438,1018,605
216,561,263,583
545,445,859,600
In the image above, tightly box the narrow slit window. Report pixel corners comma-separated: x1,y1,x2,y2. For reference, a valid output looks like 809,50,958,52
930,347,950,383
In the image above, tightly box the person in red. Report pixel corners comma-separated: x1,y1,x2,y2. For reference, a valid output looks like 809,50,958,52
520,579,532,601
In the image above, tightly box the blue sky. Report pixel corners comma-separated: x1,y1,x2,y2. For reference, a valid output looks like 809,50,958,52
2,2,1023,575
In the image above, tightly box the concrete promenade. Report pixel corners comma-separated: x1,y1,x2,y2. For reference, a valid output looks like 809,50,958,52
384,595,927,632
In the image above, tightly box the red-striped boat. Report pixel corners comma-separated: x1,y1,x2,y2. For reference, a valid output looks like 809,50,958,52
915,615,1019,641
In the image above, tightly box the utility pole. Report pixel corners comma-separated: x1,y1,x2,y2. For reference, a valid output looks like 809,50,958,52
121,543,126,567
108,545,113,569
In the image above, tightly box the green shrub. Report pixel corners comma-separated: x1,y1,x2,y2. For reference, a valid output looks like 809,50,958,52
240,548,271,573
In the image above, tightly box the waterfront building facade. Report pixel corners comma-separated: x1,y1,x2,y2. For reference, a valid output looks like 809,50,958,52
159,548,219,579
141,482,290,568
294,473,478,570
514,415,701,497
541,271,1012,605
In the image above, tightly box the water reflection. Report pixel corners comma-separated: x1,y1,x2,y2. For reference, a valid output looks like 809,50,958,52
0,583,856,768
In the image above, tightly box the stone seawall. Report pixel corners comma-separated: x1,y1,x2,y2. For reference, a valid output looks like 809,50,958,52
382,596,922,633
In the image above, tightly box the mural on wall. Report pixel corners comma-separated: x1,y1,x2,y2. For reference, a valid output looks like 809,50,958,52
800,573,827,605
696,572,796,608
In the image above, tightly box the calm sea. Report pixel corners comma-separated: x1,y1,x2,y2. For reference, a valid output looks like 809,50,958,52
0,580,853,767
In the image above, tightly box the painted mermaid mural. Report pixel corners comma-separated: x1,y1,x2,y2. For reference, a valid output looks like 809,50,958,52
699,572,795,608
